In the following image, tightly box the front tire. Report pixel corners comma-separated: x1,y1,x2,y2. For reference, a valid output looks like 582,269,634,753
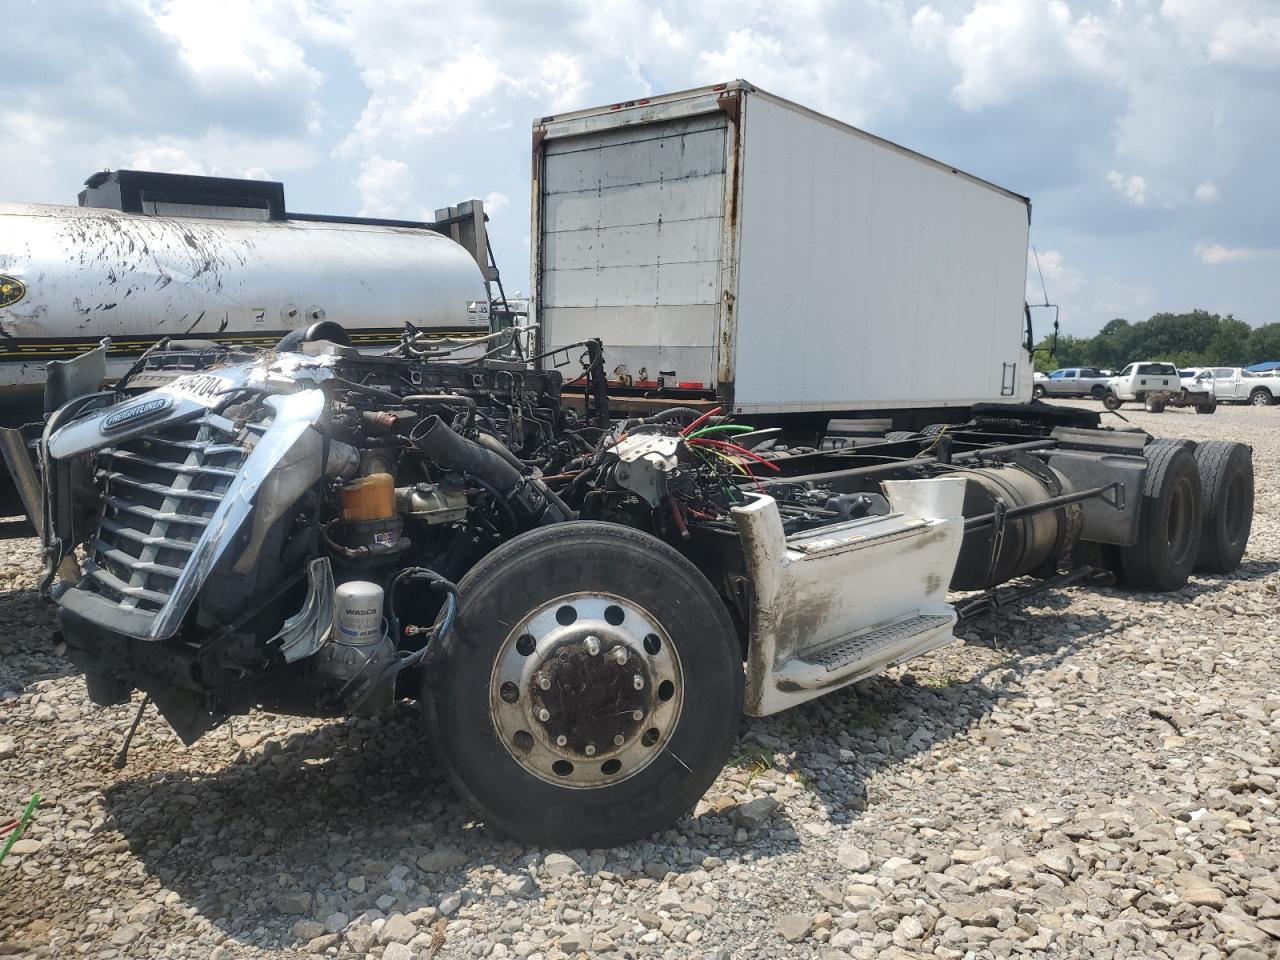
1192,441,1253,573
1117,442,1202,591
423,521,743,848
1103,392,1123,411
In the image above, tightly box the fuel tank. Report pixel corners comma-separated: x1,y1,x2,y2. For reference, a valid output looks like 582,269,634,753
949,463,1080,590
0,202,489,389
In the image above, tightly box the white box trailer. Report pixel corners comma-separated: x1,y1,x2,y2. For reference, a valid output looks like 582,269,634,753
531,80,1035,415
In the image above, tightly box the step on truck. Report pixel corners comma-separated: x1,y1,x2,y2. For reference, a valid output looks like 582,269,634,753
1,81,1256,848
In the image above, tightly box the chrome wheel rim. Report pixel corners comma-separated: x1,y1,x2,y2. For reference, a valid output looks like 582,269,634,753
489,592,684,788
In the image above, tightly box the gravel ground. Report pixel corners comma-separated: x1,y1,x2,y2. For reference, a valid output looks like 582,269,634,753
2,402,1278,960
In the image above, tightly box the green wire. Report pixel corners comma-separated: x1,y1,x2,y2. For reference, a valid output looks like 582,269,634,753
687,424,754,439
0,793,41,865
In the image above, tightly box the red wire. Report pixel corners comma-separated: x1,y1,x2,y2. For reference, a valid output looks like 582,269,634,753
679,405,723,436
687,437,781,472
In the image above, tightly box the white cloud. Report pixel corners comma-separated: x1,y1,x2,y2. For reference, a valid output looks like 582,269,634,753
483,191,510,218
148,0,323,93
1027,248,1082,300
1194,180,1219,202
1196,243,1280,265
116,131,315,179
1162,1,1280,67
938,0,1110,110
355,156,411,218
1107,170,1148,206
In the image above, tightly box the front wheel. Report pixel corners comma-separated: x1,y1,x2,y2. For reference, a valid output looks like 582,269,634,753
423,521,743,848
1103,392,1123,411
1249,389,1273,407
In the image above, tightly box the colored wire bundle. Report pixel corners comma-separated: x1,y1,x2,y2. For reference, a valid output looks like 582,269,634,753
677,412,780,498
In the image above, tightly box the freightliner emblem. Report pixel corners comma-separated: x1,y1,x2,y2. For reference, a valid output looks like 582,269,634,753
102,396,173,432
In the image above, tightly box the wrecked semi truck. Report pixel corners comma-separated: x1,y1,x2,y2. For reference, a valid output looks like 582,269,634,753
4,83,1256,849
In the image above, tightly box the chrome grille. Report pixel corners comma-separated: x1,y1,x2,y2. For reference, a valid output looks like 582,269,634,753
85,412,251,615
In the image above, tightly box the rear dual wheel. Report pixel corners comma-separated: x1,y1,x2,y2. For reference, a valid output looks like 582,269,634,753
423,521,742,848
1116,442,1201,591
1192,441,1253,573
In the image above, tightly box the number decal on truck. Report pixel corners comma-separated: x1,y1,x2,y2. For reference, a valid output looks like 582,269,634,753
162,373,234,407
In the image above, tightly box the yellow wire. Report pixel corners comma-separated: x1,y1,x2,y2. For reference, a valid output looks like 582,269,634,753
707,448,752,477
913,424,949,459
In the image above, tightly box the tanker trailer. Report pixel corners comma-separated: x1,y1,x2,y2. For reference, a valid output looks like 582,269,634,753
0,170,497,420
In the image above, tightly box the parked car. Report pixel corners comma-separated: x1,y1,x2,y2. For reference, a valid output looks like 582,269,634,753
1202,367,1280,406
1103,361,1216,413
1031,366,1111,399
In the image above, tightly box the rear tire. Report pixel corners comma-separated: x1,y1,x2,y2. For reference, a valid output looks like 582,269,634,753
423,521,743,848
1195,396,1217,414
1032,384,1046,399
1090,385,1105,399
1192,441,1253,573
1117,442,1202,591
1249,388,1273,407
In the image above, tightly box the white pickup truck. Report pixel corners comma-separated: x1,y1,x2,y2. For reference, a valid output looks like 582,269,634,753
1103,362,1216,413
1202,367,1280,406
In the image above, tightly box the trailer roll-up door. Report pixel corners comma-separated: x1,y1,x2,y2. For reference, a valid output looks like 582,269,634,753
536,108,729,389
534,82,1034,414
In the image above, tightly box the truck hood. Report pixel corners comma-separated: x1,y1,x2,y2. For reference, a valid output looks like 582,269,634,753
47,351,338,460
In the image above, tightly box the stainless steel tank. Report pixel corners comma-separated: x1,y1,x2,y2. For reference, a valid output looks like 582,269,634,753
0,202,490,389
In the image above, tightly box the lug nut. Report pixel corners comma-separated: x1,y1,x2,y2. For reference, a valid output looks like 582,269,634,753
633,675,644,690
612,647,628,665
613,734,625,746
584,636,600,656
585,743,597,756
632,709,643,721
537,674,551,690
537,708,550,722
556,735,568,747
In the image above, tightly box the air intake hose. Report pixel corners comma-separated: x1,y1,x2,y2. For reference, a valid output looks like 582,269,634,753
414,416,521,493
413,417,574,524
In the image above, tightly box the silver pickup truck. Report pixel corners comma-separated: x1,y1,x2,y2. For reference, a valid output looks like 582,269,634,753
1032,367,1110,399
1202,367,1280,406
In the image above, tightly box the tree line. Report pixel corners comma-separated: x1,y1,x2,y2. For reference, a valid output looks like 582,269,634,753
1034,310,1280,372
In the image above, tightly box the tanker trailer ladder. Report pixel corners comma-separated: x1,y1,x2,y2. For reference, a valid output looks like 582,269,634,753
954,480,1126,620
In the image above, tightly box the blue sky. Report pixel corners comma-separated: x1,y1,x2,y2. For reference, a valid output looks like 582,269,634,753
6,0,1279,336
